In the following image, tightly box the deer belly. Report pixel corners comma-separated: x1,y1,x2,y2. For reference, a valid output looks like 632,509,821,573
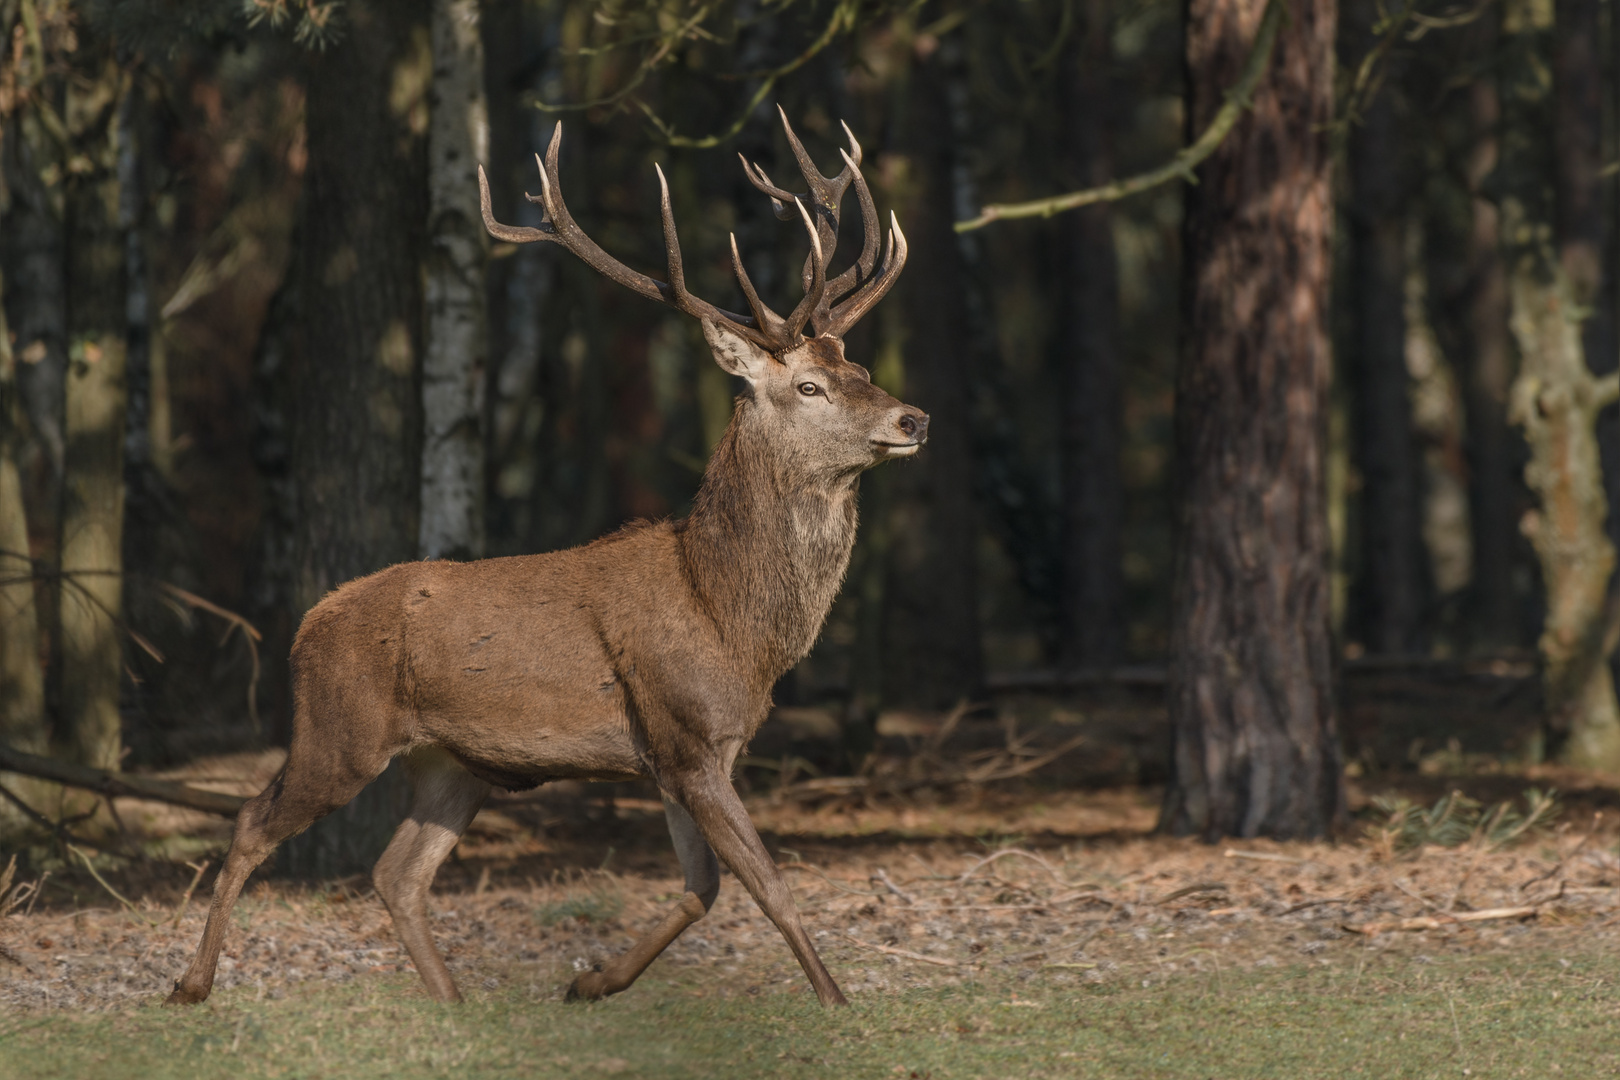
416,683,645,790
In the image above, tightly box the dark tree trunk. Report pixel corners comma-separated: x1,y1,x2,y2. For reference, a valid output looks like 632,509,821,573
1457,74,1523,650
280,0,429,878
1346,0,1425,655
1160,0,1343,839
1057,0,1125,668
881,42,982,709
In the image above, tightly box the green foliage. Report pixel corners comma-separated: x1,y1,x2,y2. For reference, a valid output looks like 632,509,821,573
1365,787,1561,854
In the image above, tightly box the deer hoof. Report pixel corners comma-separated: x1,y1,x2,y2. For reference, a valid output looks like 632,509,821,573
565,968,610,1002
164,982,209,1006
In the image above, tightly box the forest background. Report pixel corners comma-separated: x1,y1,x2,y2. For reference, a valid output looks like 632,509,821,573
0,0,1614,869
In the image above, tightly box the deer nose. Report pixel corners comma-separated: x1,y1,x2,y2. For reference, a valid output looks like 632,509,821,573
898,412,929,443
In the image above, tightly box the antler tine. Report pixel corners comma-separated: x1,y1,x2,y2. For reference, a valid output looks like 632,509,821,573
478,164,554,244
655,164,776,347
729,234,788,341
820,147,881,311
779,199,828,344
821,211,908,340
738,155,798,221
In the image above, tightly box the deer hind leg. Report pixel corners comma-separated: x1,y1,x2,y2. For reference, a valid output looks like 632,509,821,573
166,744,391,1005
667,768,847,1006
566,797,720,1002
372,748,490,1003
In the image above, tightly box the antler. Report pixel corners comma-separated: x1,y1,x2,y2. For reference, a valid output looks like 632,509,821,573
478,115,905,351
738,108,907,340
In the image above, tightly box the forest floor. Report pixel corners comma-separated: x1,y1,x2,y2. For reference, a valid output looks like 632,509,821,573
4,757,1620,1077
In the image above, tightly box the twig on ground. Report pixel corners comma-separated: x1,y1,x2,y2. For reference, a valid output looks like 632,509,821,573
870,868,914,905
1156,882,1228,905
1345,906,1538,935
172,859,211,929
66,845,153,925
779,862,886,898
1225,849,1312,866
0,941,31,973
1278,896,1350,916
957,849,1074,886
845,932,972,968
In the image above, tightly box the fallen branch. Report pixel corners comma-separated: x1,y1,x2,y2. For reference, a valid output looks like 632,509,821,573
0,745,247,817
1345,906,1539,935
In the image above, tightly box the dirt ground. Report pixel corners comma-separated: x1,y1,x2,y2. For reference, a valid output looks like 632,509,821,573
5,754,1620,1013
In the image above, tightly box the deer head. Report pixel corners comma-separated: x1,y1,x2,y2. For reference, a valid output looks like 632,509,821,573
478,109,925,482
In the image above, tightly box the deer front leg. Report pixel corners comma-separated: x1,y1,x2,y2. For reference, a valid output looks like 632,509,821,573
667,769,848,1006
567,797,719,1001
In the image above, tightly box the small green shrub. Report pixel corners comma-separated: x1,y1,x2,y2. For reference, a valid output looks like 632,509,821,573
1365,787,1560,854
532,886,623,927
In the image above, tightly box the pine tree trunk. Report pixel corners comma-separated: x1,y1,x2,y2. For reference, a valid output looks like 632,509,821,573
280,0,430,877
1160,0,1343,839
1501,0,1620,770
882,39,983,709
1057,0,1125,669
421,0,488,561
59,57,130,772
1347,0,1424,654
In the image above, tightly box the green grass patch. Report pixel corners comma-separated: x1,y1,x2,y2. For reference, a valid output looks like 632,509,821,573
2,949,1616,1079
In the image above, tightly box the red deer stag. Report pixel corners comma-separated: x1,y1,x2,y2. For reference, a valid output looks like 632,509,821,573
166,111,918,1009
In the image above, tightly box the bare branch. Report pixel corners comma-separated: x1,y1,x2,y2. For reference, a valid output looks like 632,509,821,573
955,0,1285,231
0,745,246,817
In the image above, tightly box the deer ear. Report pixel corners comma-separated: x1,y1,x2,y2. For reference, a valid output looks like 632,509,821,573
702,319,773,381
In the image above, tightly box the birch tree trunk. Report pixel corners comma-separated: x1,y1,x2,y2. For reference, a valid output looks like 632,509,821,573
1160,0,1342,839
1500,0,1620,770
59,58,129,771
421,0,488,561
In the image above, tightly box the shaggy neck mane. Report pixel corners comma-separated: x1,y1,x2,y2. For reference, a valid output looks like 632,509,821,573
676,400,860,682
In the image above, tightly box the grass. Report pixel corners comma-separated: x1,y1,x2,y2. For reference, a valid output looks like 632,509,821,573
3,947,1616,1079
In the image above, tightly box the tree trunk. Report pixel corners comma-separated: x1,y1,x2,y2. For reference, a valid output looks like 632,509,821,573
881,39,983,709
1057,0,1125,669
421,0,488,561
1454,71,1524,652
1160,0,1343,839
1346,0,1424,654
1496,0,1620,770
0,267,50,833
280,0,430,878
59,57,129,772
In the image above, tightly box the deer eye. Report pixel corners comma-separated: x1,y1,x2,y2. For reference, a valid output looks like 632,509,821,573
798,382,820,397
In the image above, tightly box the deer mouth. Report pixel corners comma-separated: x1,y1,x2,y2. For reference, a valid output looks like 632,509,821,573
872,440,921,456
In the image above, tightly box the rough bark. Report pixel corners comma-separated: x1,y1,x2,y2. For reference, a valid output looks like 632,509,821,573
421,0,488,561
59,55,129,772
280,0,429,877
1057,0,1125,668
881,40,982,708
1346,0,1424,654
1160,0,1343,839
1500,0,1620,770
